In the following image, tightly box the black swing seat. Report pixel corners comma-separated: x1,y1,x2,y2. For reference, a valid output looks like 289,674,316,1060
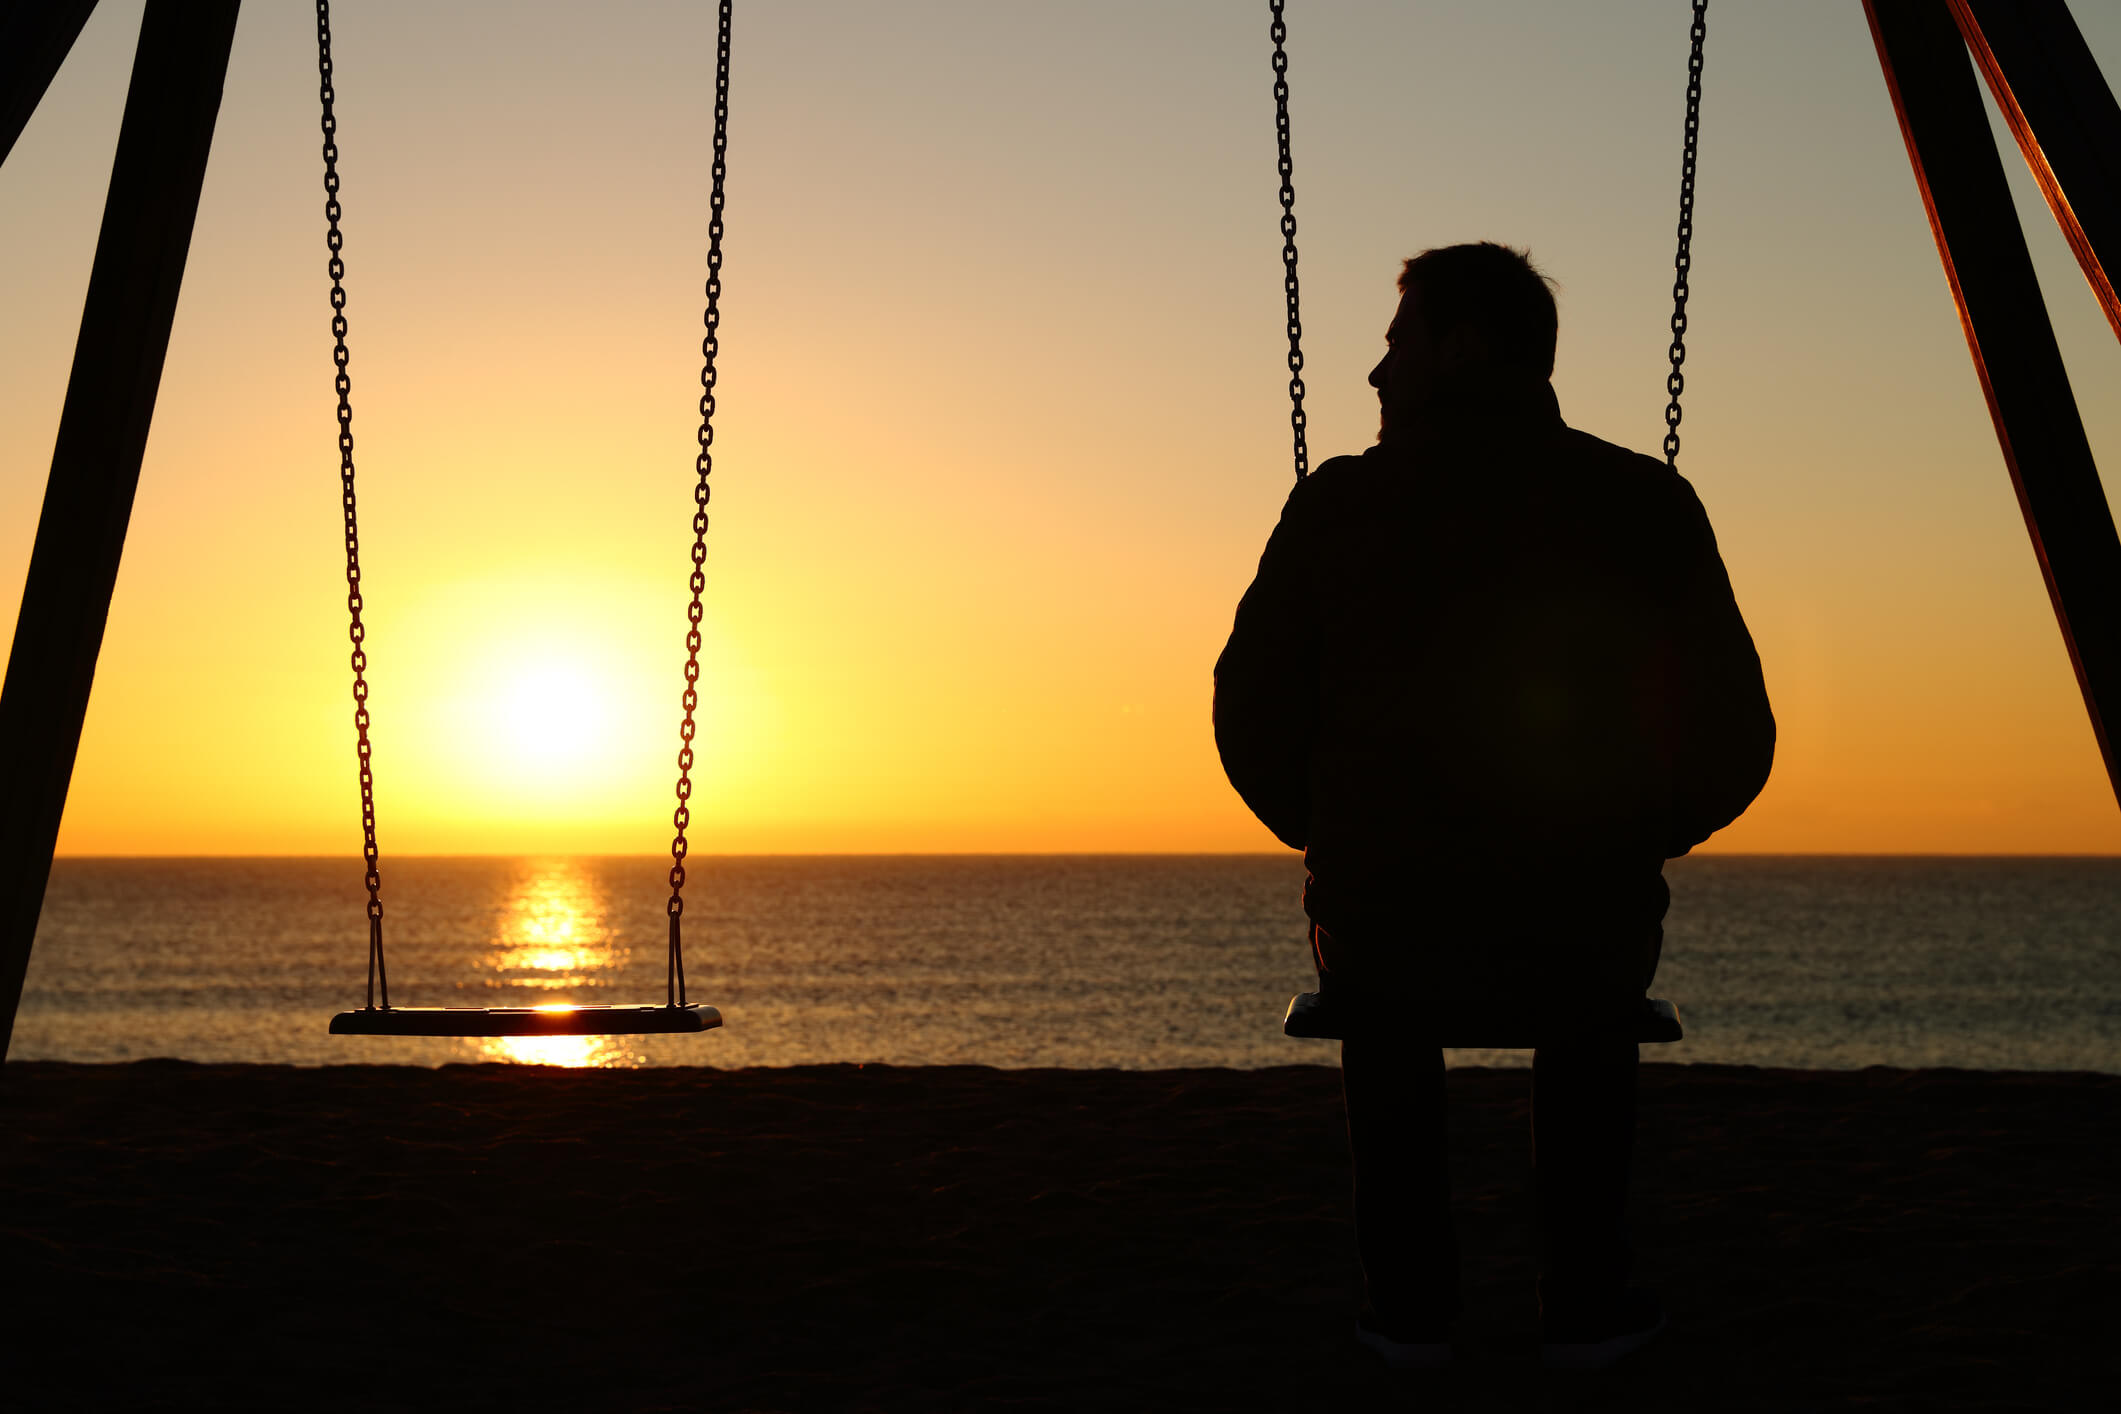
1283,992,1681,1047
329,1003,722,1038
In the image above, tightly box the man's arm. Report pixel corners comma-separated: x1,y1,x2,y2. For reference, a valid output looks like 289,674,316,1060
1663,478,1775,855
1213,480,1320,851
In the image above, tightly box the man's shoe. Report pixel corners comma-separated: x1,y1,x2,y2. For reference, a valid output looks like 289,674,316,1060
1539,1288,1667,1371
1355,1318,1453,1370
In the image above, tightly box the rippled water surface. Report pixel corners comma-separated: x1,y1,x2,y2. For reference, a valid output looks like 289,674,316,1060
13,855,2119,1070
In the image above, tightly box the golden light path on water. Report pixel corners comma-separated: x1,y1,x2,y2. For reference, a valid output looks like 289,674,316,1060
487,862,624,990
473,860,640,1069
482,1034,638,1068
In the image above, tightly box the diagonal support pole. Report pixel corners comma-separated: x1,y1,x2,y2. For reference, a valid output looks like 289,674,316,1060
1863,0,2121,811
1950,0,2121,343
0,0,242,1059
0,0,101,170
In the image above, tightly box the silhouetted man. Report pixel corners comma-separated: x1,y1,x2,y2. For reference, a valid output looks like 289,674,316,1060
1214,243,1773,1371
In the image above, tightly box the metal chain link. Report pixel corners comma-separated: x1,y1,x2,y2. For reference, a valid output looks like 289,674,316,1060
1663,1,1708,469
1269,0,1308,482
668,0,734,1009
316,0,387,1010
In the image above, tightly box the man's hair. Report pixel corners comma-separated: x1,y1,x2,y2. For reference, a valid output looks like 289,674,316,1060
1398,242,1559,380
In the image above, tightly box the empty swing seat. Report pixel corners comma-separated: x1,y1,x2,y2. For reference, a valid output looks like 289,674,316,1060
1283,991,1681,1047
330,1003,722,1038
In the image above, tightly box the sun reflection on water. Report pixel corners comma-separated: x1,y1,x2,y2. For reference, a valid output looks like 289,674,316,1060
450,861,669,1068
486,859,631,997
478,1034,642,1068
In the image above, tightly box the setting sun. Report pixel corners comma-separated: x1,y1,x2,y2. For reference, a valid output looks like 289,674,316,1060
500,663,615,773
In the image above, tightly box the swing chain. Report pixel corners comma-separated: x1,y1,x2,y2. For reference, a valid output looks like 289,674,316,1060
316,0,387,1009
667,0,734,1009
1269,0,1308,482
1663,0,1708,469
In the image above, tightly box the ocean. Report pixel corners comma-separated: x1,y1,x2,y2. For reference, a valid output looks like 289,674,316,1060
10,855,2118,1072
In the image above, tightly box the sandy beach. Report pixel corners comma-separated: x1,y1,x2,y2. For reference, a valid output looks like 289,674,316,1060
0,1060,2112,1411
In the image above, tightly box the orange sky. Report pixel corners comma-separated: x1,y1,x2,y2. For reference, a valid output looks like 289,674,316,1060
5,1,2121,856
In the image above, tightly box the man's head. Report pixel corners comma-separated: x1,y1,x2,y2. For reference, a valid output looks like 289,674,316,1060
1369,242,1558,443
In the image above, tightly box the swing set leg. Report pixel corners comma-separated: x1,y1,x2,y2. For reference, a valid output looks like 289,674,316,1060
0,0,242,1061
0,0,100,169
1866,0,2121,809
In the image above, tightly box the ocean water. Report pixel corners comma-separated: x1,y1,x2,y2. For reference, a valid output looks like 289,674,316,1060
9,855,2118,1071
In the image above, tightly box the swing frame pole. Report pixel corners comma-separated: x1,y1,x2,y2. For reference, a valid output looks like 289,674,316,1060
1864,0,2121,810
1949,0,2121,343
0,0,101,169
0,0,243,1060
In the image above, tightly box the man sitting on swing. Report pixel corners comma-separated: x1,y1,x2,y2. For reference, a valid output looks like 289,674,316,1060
1214,241,1773,1370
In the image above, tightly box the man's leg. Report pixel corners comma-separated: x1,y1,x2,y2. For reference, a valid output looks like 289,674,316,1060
1340,1035,1458,1330
1531,1036,1639,1309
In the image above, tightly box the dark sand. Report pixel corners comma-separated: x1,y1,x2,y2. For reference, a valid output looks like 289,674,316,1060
1,1061,2113,1412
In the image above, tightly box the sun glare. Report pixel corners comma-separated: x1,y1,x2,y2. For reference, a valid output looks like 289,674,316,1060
365,579,770,843
501,663,615,772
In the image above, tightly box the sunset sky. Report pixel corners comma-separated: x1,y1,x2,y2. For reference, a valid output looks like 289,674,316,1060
6,0,2121,856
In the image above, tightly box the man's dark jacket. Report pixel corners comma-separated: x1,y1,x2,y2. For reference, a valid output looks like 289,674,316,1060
1213,380,1773,1002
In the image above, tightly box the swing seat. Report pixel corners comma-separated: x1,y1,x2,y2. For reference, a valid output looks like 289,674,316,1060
329,1003,722,1038
1283,992,1681,1047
